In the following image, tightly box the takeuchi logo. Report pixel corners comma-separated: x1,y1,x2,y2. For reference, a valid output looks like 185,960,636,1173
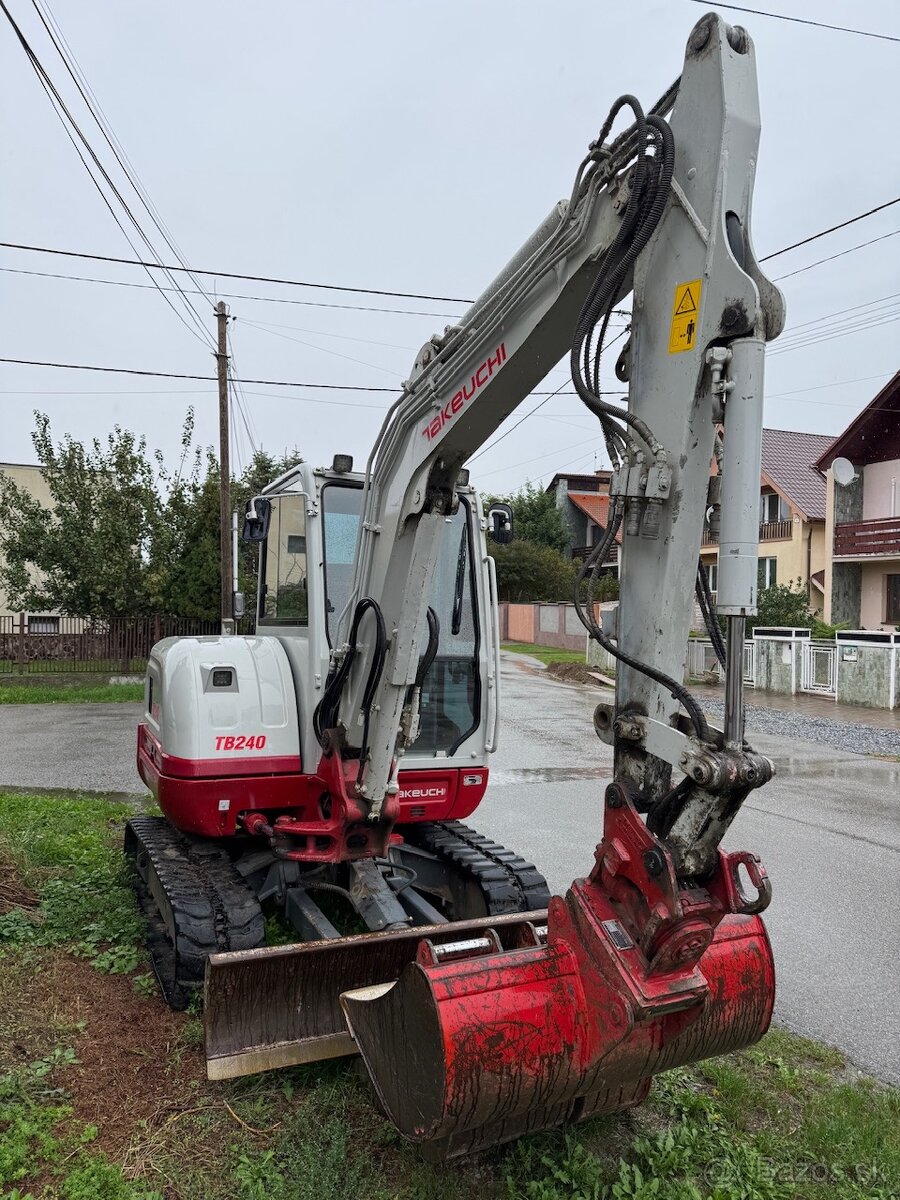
422,343,507,441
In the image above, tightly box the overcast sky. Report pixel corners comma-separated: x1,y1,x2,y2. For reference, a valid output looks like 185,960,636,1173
2,1,898,494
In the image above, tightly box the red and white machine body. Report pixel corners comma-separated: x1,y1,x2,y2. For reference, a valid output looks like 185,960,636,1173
138,470,496,852
135,12,788,1161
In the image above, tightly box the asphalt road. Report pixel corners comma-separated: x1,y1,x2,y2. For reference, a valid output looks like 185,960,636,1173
0,701,145,796
476,654,900,1085
1,661,898,1083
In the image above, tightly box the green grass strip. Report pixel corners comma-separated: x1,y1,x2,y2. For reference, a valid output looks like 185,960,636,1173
0,683,144,704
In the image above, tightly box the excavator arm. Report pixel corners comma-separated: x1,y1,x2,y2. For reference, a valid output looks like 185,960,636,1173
206,12,786,1158
326,11,782,874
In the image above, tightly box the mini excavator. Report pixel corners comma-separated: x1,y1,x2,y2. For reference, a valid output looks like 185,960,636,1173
128,12,783,1160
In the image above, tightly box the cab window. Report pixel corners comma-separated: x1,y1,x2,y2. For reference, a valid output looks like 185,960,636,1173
258,494,308,625
322,483,481,757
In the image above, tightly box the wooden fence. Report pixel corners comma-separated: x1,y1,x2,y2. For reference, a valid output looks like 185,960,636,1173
0,615,220,674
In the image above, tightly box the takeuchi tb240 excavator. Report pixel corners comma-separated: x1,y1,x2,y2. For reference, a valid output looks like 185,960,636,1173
128,12,785,1159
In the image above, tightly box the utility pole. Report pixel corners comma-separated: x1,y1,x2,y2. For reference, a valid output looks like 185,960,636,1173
215,301,234,635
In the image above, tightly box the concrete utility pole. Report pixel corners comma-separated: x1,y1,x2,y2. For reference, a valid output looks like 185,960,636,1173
215,301,234,635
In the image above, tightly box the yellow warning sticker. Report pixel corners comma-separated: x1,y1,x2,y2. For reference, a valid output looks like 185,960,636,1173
668,279,702,354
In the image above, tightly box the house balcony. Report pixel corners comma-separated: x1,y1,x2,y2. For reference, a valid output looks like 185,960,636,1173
572,543,619,564
758,519,793,542
701,519,792,548
834,516,900,559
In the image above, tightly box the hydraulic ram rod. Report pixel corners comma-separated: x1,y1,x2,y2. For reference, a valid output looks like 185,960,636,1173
717,337,766,750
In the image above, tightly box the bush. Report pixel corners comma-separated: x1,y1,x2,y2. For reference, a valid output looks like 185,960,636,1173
489,541,576,602
749,580,815,631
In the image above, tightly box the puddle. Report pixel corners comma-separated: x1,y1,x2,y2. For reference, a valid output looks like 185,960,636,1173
489,766,612,787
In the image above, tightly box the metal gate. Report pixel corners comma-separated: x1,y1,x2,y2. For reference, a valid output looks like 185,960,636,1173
686,639,755,687
800,641,836,696
743,640,756,688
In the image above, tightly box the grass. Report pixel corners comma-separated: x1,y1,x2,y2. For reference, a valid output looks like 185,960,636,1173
502,642,586,665
0,682,144,704
1,791,899,1199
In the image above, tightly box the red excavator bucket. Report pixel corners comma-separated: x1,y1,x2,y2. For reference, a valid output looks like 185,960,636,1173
341,784,774,1160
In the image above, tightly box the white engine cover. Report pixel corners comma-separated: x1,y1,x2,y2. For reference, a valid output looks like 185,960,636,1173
146,636,301,765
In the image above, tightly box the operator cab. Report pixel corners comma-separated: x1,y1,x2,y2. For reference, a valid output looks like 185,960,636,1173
247,461,497,767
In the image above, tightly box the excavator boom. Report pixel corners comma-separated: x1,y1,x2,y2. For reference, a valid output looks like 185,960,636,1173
203,10,784,1159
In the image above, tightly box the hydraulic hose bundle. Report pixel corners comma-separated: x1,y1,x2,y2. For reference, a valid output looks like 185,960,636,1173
568,93,709,742
313,598,387,781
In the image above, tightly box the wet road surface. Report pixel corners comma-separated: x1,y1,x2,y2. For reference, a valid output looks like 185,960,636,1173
475,654,900,1085
0,702,145,795
1,664,898,1082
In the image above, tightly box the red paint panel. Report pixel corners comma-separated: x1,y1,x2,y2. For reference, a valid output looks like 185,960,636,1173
139,723,300,779
138,750,323,837
137,724,490,840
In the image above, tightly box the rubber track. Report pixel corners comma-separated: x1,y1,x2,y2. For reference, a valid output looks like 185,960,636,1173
124,816,265,1010
405,820,551,916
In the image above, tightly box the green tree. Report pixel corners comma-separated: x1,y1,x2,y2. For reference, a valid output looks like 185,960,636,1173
0,412,305,622
750,579,815,631
488,540,576,602
156,446,305,621
0,413,165,619
155,452,221,620
484,482,570,553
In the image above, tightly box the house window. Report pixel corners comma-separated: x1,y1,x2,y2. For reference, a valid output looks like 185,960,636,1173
705,563,718,593
28,615,59,634
757,558,777,590
887,575,900,624
759,492,788,524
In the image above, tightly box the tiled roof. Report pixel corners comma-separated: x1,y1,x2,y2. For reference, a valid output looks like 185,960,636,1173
567,492,622,542
760,428,834,520
815,370,900,470
545,470,612,494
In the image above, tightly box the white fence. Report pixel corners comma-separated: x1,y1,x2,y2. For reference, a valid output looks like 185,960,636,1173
686,638,756,687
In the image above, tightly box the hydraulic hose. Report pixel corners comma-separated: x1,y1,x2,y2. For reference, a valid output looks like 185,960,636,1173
573,508,710,742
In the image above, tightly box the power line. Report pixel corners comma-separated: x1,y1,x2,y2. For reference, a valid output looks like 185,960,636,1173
772,229,900,281
6,377,899,418
0,0,214,350
0,240,474,304
468,328,630,464
770,310,900,356
761,199,900,262
476,433,604,479
29,0,214,307
4,187,899,317
765,371,893,399
240,317,403,378
686,1,900,44
7,188,897,318
468,384,566,466
0,354,585,397
776,291,900,334
237,316,415,351
0,266,464,319
0,356,397,389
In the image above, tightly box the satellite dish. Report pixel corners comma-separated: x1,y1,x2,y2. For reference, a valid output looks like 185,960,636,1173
832,457,858,487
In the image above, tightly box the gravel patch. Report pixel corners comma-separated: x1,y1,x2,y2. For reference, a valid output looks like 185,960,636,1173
700,696,900,758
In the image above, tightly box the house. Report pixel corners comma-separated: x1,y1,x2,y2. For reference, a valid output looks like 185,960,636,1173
699,428,833,607
0,462,59,628
545,469,618,567
817,370,900,632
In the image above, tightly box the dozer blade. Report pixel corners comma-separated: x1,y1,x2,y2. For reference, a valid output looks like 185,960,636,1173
204,911,548,1080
